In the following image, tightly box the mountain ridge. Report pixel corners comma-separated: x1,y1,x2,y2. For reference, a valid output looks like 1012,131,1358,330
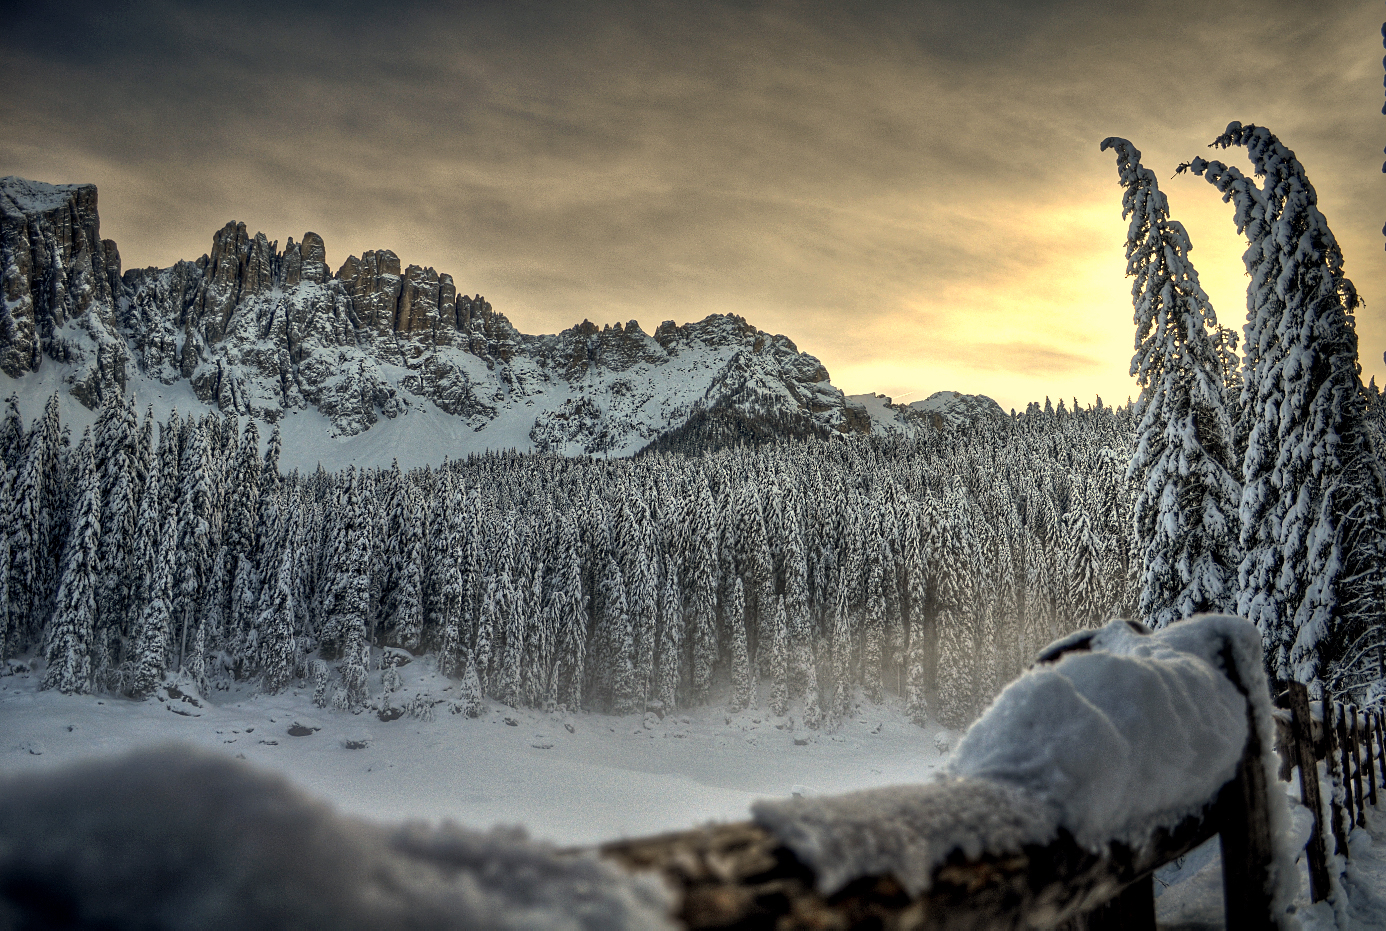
0,176,985,460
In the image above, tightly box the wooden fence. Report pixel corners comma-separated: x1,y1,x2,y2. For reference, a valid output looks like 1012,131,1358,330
1279,681,1385,904
594,676,1384,930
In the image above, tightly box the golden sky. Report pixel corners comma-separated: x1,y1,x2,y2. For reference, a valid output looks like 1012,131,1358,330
4,0,1384,413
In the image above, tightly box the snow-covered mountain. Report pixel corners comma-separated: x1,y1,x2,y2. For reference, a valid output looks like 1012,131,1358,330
0,176,1009,465
0,176,883,459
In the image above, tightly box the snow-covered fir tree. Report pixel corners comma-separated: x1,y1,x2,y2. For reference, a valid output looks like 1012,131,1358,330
767,594,790,717
686,477,719,704
128,496,177,699
1103,137,1240,630
1185,123,1386,689
42,432,100,694
257,518,300,694
390,488,425,651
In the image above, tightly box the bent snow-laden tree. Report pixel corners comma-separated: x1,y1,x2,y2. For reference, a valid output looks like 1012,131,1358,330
1102,137,1240,630
1182,122,1386,691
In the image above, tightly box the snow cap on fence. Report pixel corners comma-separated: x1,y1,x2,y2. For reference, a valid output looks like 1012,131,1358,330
952,614,1255,850
755,614,1291,906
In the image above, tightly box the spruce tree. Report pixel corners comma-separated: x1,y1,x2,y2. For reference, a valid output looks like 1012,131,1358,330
828,579,854,720
780,496,815,705
262,425,282,496
0,471,11,664
0,394,22,472
226,422,263,644
470,570,496,690
392,488,426,650
129,503,177,698
1064,506,1106,630
322,468,371,708
600,549,637,713
903,502,929,725
1103,137,1240,630
552,517,588,710
93,393,137,680
656,562,683,712
862,533,887,703
457,656,484,717
625,515,659,710
492,518,526,706
8,401,56,649
687,478,719,703
1184,123,1386,687
935,490,975,729
726,575,754,712
767,594,790,717
42,432,100,694
35,396,64,627
174,425,213,672
257,506,301,694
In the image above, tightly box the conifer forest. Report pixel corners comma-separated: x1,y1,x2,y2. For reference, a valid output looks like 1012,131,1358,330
0,390,1146,729
5,125,1386,729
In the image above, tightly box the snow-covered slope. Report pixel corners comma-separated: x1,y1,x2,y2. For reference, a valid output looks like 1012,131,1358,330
0,176,871,463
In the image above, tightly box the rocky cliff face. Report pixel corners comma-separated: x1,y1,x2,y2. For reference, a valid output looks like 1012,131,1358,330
0,179,126,405
0,177,871,455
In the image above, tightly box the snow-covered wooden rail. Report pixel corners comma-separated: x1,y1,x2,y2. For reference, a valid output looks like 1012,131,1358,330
600,615,1284,930
599,783,1231,929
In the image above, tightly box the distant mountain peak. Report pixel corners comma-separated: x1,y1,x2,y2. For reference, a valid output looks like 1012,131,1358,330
847,389,1007,436
908,390,1008,427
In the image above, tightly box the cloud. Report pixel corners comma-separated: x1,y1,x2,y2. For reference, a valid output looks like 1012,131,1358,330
3,0,1382,406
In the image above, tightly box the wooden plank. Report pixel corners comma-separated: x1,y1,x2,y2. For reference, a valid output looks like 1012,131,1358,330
1287,681,1331,903
1216,643,1278,931
1350,707,1367,824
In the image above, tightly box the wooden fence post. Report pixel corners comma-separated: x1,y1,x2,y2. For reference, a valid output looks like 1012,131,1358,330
1287,682,1331,903
1350,706,1367,824
1376,711,1386,792
1323,694,1350,857
1374,714,1386,792
1216,645,1278,931
1337,702,1359,831
1363,710,1378,806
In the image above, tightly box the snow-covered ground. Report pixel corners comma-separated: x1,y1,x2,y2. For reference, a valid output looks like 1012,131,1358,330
3,654,1383,927
0,657,953,848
